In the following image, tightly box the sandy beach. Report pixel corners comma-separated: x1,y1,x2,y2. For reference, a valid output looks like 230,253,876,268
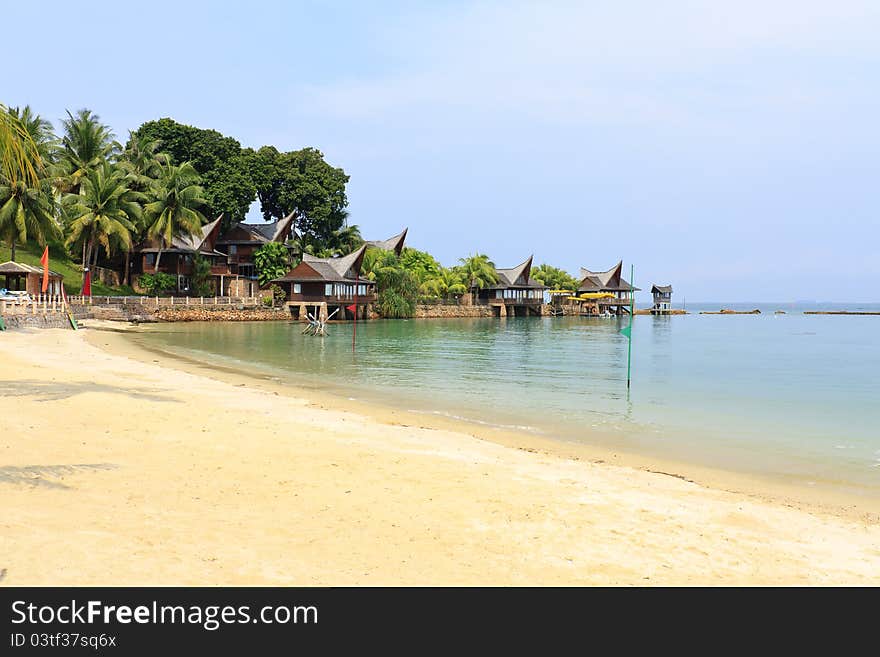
1,326,879,586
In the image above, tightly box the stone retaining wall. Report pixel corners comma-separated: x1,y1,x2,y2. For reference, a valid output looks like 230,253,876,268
153,307,289,322
1,313,71,330
413,303,496,318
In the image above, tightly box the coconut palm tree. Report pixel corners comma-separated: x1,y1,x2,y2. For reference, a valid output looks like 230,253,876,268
143,161,207,270
63,162,142,271
119,134,168,283
0,104,42,187
457,253,498,295
57,109,119,195
0,178,60,261
0,106,59,260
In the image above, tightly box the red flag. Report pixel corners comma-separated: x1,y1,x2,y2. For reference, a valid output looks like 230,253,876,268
346,303,356,313
81,269,92,297
40,246,49,293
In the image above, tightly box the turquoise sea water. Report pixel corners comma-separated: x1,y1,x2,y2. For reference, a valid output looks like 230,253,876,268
129,304,880,498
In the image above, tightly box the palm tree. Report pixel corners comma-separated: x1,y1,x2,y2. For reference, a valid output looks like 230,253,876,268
0,104,42,187
457,254,498,297
57,109,119,195
119,134,168,283
143,161,207,270
328,223,363,252
121,132,168,190
421,267,467,299
7,106,56,163
0,106,59,260
63,162,142,271
0,179,60,261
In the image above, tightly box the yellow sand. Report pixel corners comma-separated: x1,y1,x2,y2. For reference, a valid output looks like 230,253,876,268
1,328,878,585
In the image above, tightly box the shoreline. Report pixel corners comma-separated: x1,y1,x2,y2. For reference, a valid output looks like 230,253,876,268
86,320,880,521
2,325,879,585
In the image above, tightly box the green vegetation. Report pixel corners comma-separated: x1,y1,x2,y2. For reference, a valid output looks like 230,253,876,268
190,254,214,296
253,241,291,286
531,263,579,291
2,99,584,309
138,272,177,295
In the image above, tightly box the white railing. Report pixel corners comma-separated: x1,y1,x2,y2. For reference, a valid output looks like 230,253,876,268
66,295,266,307
0,293,67,315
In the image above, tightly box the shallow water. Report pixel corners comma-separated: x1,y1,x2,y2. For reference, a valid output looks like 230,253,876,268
130,305,880,498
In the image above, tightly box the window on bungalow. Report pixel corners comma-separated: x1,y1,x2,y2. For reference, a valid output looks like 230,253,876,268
145,254,155,266
325,284,333,296
229,245,237,254
293,283,301,294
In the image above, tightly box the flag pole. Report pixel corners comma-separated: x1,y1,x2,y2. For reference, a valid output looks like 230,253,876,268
626,264,634,390
352,274,358,352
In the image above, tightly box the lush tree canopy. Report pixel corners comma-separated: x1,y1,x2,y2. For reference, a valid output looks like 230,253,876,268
132,118,256,226
531,263,579,291
251,146,350,250
253,241,292,287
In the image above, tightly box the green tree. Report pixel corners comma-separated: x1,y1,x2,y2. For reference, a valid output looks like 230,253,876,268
399,247,441,284
190,253,214,296
143,161,208,271
62,162,142,271
0,107,60,261
251,146,349,251
366,250,420,318
0,103,43,186
328,221,363,253
132,118,255,226
119,134,168,284
57,109,119,195
253,241,292,287
531,263,579,291
420,267,467,300
457,253,498,293
138,272,177,295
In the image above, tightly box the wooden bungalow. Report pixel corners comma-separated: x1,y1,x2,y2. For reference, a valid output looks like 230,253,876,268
272,245,376,321
650,284,673,314
365,228,408,256
472,256,546,317
215,212,296,296
575,261,640,315
0,261,63,296
131,216,230,294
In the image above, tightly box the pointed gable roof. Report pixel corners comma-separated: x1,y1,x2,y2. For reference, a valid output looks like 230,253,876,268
274,245,369,283
366,228,408,256
138,215,225,255
651,284,672,294
0,261,62,277
481,255,545,290
218,212,295,245
578,260,640,292
496,255,533,287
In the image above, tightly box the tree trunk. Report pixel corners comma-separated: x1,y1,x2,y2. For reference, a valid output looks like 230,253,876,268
10,238,16,262
123,251,130,286
154,238,165,272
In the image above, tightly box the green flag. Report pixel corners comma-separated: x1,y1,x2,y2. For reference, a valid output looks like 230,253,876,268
619,325,631,339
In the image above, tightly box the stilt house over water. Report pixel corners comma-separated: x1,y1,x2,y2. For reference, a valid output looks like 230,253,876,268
650,284,673,314
272,245,376,321
575,261,639,315
471,256,546,317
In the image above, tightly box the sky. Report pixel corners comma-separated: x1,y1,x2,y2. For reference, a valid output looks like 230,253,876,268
6,0,880,302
